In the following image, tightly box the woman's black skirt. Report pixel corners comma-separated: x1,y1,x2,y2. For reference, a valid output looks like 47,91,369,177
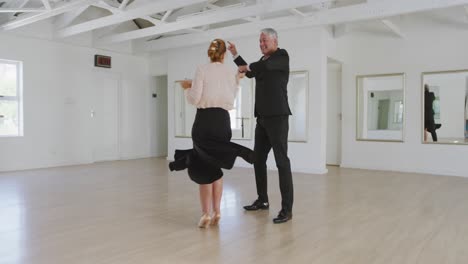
169,108,252,184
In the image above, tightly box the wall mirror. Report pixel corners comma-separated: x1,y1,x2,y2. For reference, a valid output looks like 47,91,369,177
356,73,405,142
174,77,254,139
422,70,468,144
174,70,309,142
287,71,308,142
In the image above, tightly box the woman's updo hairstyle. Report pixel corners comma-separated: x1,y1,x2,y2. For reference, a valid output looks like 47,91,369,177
207,39,226,62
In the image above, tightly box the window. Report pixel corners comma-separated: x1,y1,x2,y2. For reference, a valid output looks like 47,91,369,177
393,100,404,123
0,60,23,137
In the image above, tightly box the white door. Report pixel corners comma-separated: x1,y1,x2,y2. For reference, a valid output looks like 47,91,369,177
151,75,168,157
326,59,342,165
92,72,120,162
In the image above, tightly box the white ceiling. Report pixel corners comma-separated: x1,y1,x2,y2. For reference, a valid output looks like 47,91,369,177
1,0,468,52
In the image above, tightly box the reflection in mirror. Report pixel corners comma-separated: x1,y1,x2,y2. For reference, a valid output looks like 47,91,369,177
422,70,468,144
288,71,308,142
174,78,253,139
356,73,405,141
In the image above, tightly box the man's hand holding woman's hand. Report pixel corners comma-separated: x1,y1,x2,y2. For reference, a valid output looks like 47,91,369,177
180,79,192,89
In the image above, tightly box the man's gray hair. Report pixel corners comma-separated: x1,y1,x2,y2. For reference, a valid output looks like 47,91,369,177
260,28,278,40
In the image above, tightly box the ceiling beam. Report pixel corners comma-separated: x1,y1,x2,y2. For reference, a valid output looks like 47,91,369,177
92,1,120,13
6,0,30,20
137,0,468,52
41,0,52,10
381,19,404,38
135,15,304,52
289,8,308,17
0,8,45,13
309,0,468,25
161,9,173,22
142,15,161,25
206,2,258,23
1,0,99,31
119,0,131,10
99,0,329,44
53,5,90,29
55,0,207,38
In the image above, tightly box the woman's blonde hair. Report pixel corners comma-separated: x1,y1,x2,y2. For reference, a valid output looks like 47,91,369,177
207,39,226,62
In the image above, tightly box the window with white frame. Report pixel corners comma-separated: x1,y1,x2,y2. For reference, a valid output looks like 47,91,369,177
0,59,23,137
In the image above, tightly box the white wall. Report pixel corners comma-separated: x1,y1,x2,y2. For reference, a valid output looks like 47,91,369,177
150,27,330,174
0,33,151,171
331,22,468,177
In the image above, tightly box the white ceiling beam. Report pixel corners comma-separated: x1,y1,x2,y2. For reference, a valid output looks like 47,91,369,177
137,0,468,52
142,15,161,25
56,0,207,38
136,15,304,52
206,4,219,9
0,8,45,13
92,1,120,13
243,16,260,22
53,5,90,29
17,0,31,9
176,3,245,21
1,0,99,31
381,19,404,38
143,16,203,33
119,0,131,10
289,8,308,17
205,2,257,23
161,9,172,22
99,0,329,44
309,0,468,25
6,0,30,20
41,0,52,10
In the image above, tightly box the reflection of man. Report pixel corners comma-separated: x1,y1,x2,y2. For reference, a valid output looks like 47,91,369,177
227,28,294,224
424,84,438,142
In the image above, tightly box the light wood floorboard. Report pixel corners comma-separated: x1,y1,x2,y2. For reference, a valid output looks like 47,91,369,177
1,158,468,264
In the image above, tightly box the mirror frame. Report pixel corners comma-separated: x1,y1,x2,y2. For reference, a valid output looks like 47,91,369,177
421,69,468,145
355,72,406,143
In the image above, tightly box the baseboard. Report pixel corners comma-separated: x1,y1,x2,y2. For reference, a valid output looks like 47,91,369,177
340,162,467,178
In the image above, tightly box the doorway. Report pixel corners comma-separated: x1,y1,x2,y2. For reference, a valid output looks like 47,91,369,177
151,75,168,157
91,71,121,162
326,58,342,166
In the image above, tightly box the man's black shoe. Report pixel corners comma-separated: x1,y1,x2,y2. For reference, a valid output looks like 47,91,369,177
243,200,269,211
273,210,292,224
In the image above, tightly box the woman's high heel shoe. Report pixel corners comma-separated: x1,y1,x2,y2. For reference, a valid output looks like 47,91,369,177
198,214,211,228
210,213,221,226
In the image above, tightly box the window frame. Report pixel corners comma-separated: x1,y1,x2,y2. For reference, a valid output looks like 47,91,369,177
0,59,23,137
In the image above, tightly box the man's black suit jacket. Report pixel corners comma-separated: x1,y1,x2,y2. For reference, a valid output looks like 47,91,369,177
234,48,292,117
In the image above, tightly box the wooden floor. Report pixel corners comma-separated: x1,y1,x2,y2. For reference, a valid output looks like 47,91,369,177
1,158,468,264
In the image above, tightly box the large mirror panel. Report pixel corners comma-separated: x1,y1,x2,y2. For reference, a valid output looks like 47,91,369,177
422,70,468,144
174,77,254,139
356,73,405,142
174,71,309,142
288,71,308,142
